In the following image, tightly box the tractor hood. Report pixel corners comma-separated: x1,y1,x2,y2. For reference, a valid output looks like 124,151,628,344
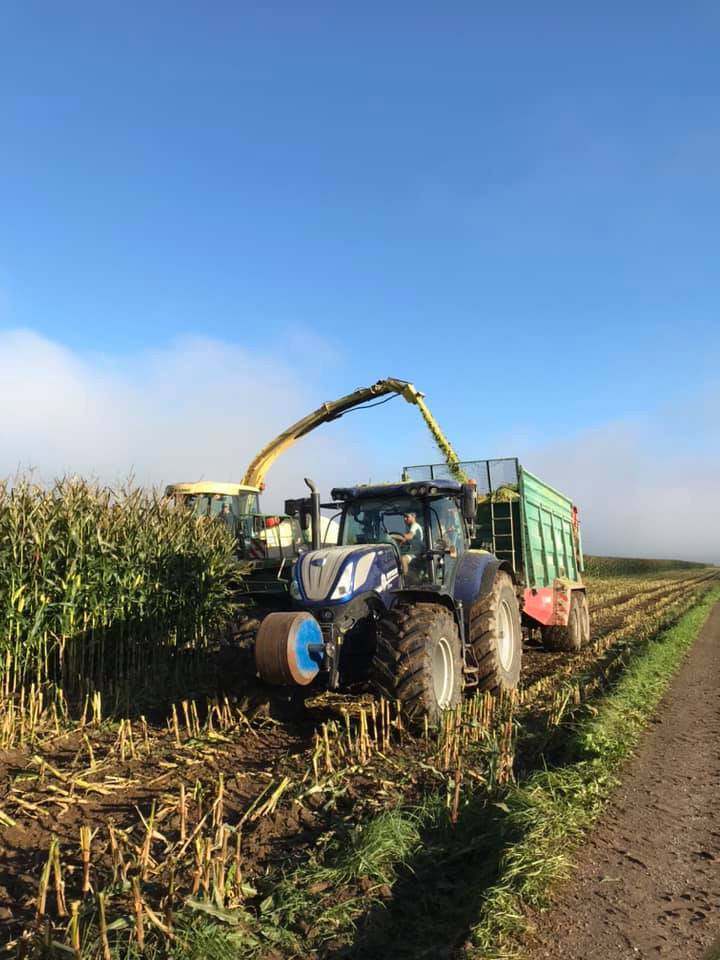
295,544,399,604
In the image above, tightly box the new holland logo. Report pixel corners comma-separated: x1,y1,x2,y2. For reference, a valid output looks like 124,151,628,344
379,568,399,591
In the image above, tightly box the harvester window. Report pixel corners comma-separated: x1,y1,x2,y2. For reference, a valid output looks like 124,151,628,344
182,493,260,520
235,493,261,515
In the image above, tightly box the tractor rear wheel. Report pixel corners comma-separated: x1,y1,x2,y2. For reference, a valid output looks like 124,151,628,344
470,571,522,691
372,602,462,725
541,592,585,652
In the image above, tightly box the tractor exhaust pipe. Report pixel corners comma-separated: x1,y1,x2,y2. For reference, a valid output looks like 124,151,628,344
304,478,321,550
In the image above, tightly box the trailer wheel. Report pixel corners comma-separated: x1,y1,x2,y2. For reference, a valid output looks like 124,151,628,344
372,602,462,724
470,571,522,691
541,593,584,652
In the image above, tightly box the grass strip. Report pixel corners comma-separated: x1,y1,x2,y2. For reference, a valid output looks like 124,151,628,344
467,584,720,958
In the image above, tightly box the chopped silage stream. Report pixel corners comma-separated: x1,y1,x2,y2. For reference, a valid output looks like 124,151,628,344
0,568,717,957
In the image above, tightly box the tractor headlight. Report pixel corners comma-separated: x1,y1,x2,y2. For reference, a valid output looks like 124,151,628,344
330,561,354,600
289,579,301,600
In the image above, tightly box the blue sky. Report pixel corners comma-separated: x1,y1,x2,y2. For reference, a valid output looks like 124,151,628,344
1,2,718,559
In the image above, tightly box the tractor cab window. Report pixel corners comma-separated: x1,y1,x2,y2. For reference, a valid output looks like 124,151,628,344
341,497,429,583
428,498,465,586
430,500,465,557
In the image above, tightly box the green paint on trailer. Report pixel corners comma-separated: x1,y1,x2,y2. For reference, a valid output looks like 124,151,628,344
520,467,581,589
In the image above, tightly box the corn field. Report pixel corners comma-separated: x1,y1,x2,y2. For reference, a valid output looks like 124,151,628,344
0,478,236,706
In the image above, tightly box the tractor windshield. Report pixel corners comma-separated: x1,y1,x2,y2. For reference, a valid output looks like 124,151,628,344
340,497,425,548
341,495,465,587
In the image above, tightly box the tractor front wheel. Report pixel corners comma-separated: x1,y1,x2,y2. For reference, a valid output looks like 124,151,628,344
372,602,462,724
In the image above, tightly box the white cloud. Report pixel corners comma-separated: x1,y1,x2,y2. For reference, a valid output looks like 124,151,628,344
524,410,720,565
0,328,374,508
1,328,717,564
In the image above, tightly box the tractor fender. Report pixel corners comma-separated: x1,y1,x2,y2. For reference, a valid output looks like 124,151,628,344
388,589,456,617
453,552,515,628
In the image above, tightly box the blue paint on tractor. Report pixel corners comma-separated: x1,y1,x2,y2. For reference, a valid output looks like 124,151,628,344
453,553,506,612
289,615,324,682
293,545,400,609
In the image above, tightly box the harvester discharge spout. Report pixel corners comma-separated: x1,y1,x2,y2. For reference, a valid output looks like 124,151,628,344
242,377,467,489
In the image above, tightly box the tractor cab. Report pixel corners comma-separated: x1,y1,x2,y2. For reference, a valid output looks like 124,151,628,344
164,481,303,593
331,480,470,590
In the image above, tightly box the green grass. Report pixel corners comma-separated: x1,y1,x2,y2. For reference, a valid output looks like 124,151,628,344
467,583,720,958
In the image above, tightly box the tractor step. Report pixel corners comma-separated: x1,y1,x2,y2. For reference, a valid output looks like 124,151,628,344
462,663,480,689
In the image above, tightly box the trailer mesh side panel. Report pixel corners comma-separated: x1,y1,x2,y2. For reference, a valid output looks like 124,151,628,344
403,458,519,495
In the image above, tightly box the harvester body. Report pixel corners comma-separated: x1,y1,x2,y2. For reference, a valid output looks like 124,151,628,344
164,481,303,594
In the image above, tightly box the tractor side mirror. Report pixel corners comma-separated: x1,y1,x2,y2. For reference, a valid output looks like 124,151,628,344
284,497,311,534
461,483,477,527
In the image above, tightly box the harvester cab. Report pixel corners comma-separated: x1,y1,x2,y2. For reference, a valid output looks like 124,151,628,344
164,481,303,593
254,476,524,722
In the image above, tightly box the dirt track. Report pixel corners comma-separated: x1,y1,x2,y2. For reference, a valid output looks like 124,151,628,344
522,602,720,960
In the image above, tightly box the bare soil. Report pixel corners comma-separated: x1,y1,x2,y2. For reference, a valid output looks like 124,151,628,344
521,602,720,960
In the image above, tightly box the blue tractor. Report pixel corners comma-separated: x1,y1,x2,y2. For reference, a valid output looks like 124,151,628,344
253,476,524,723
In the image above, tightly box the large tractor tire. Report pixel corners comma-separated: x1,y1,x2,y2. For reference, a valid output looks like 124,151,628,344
541,591,586,652
372,602,462,724
470,571,522,691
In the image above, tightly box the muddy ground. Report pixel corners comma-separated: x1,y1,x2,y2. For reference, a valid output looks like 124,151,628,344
520,601,720,960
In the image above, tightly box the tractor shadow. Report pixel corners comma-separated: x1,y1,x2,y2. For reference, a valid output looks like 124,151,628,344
322,680,581,960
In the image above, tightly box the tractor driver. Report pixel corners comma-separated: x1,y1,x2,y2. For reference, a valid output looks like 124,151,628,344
390,511,424,576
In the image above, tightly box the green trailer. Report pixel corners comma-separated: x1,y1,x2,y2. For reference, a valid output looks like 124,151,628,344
402,458,590,651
